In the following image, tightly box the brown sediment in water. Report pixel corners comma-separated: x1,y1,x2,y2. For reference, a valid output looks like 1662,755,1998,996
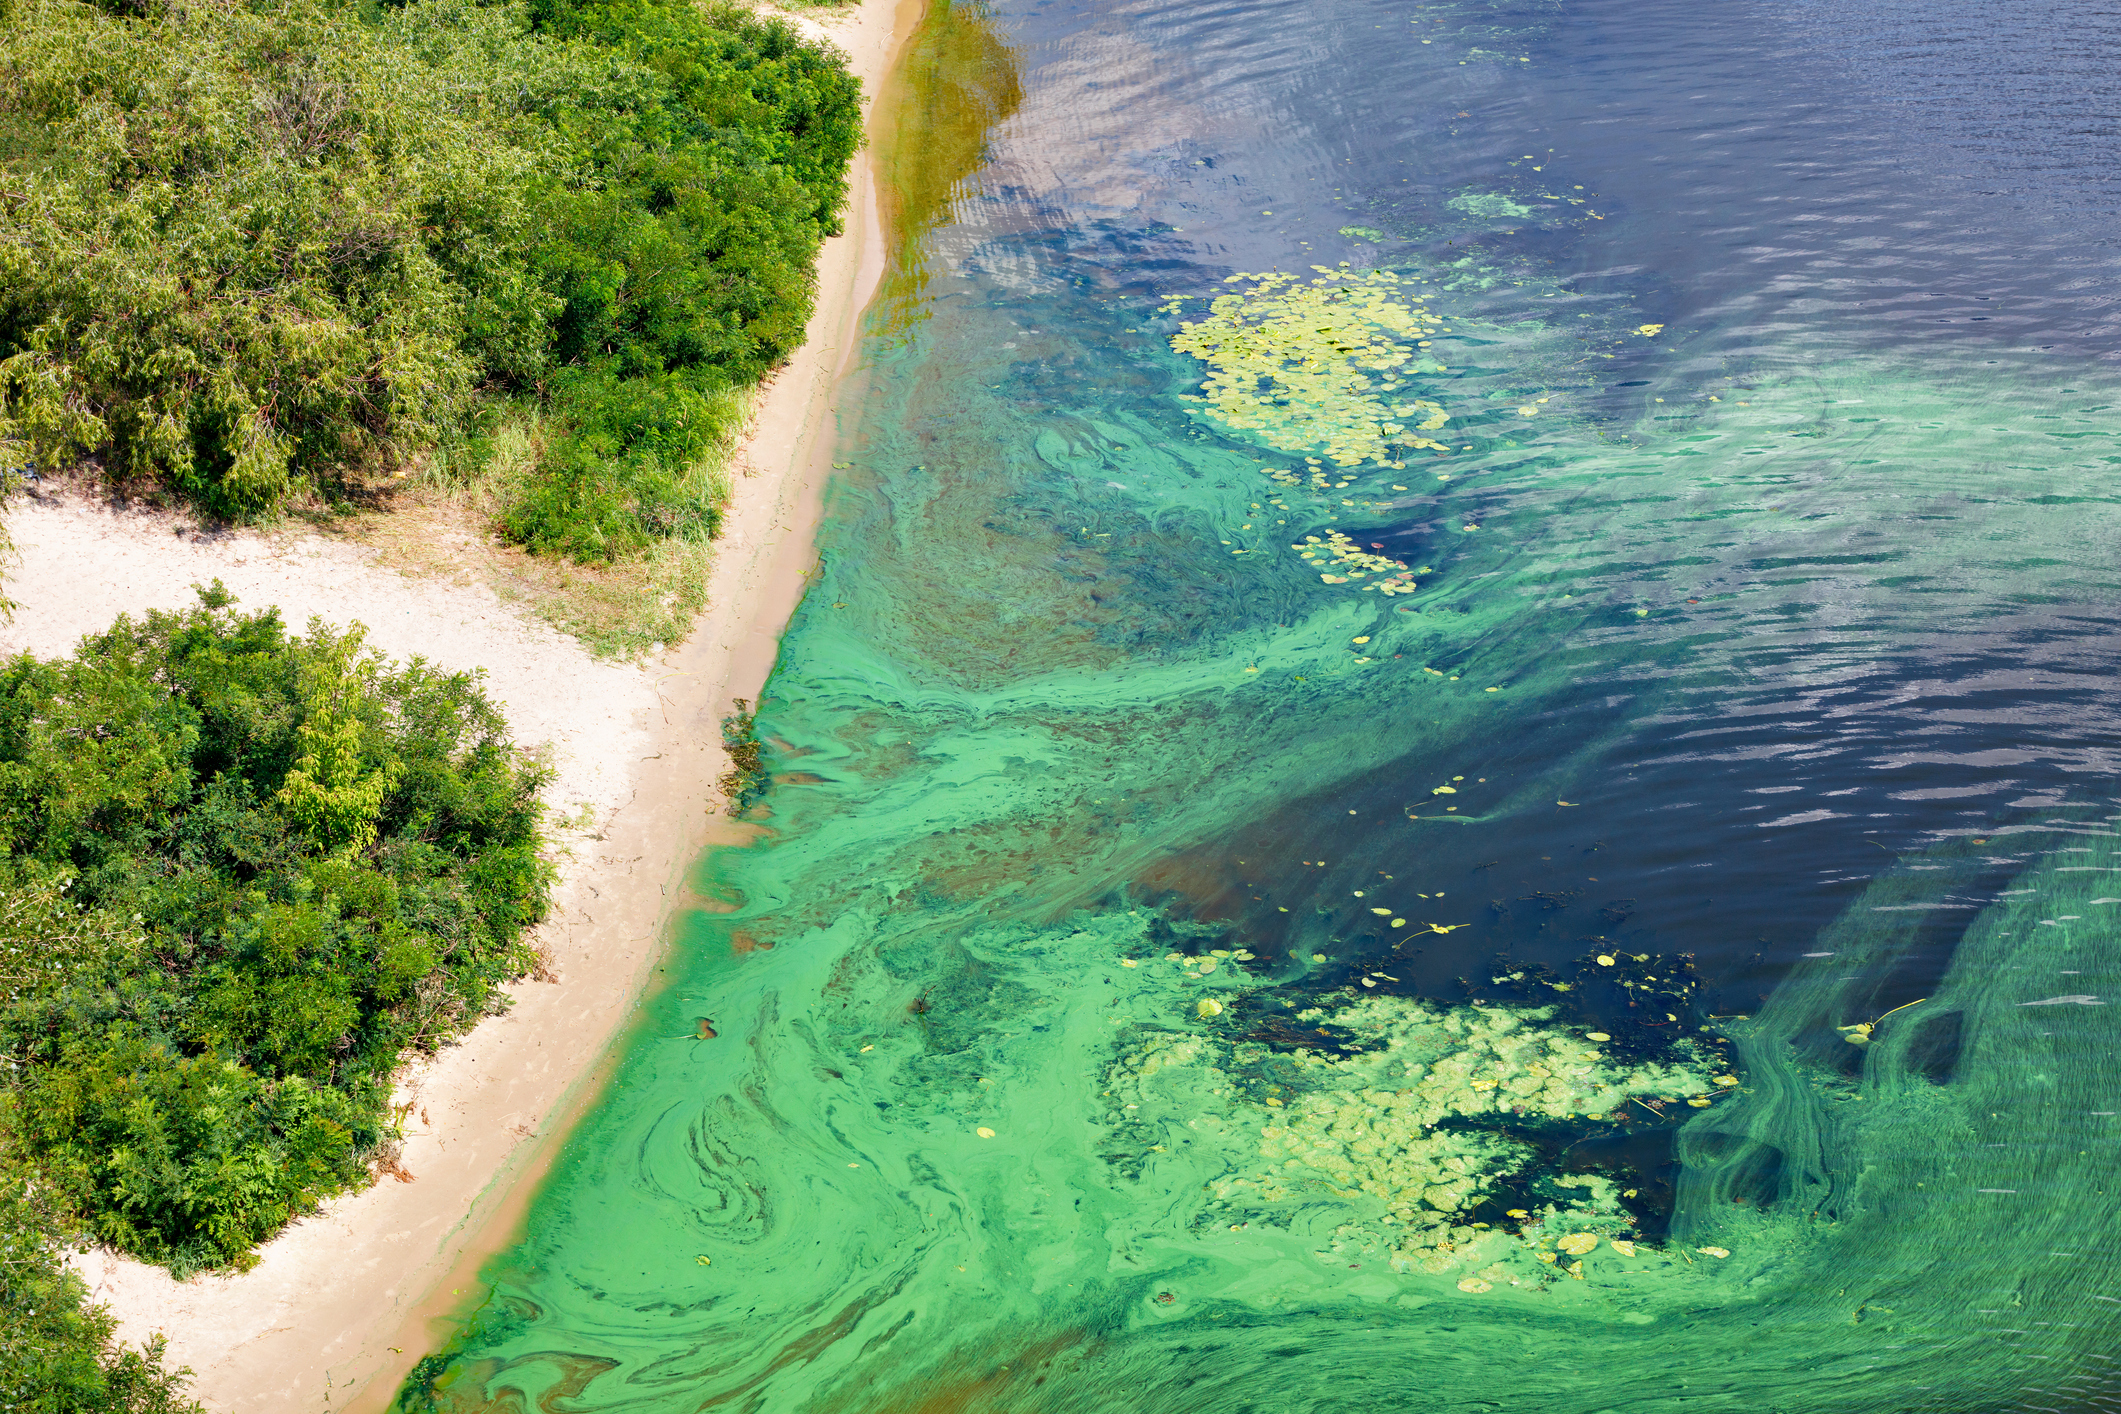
415,1350,618,1414
809,1330,1100,1414
868,0,1026,330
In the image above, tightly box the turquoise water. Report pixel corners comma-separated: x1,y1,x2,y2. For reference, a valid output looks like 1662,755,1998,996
396,0,2121,1409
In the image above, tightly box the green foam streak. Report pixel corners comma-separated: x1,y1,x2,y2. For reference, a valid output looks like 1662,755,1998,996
403,828,2121,1411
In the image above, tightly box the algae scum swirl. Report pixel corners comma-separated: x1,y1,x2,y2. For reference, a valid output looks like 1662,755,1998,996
396,0,2121,1409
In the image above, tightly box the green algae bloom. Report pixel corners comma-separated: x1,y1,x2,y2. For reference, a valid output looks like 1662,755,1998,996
1167,268,1454,467
1448,191,1537,221
1115,993,1718,1283
384,22,2121,1392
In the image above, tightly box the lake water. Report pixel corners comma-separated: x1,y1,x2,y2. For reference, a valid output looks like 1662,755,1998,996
394,0,2121,1409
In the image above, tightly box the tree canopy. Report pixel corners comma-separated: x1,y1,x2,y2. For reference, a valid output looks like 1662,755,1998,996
0,0,862,560
0,587,551,1273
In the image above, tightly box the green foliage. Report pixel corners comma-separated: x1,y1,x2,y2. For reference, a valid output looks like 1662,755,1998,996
0,0,860,568
500,0,860,562
407,402,730,658
531,0,862,235
0,859,144,1016
275,627,406,856
717,696,765,815
500,366,742,560
11,1042,373,1272
0,587,551,1273
0,1158,203,1413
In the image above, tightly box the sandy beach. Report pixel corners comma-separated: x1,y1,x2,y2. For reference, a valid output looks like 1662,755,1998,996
2,0,919,1406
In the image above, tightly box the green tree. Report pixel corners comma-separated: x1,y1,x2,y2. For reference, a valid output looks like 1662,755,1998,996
0,871,202,1408
0,589,551,1272
0,0,861,565
0,1160,203,1413
276,628,404,857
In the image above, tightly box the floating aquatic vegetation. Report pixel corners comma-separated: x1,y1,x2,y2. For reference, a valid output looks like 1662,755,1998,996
1110,992,1724,1285
386,0,2121,1393
1448,191,1535,221
1261,462,1359,494
1166,268,1453,467
1291,530,1420,591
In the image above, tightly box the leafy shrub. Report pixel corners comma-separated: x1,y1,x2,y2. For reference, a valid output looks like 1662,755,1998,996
0,587,551,1272
717,697,765,814
531,0,862,236
0,0,544,516
12,1039,372,1270
0,1155,202,1413
0,0,860,563
501,366,741,559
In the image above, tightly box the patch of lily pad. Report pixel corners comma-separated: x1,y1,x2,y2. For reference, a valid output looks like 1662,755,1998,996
1110,993,1736,1289
1292,529,1422,593
1165,267,1454,469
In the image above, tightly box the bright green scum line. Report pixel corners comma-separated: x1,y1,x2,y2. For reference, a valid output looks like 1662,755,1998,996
395,258,2121,1410
401,833,2121,1412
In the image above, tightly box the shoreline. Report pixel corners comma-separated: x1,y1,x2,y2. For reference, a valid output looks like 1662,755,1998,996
18,0,921,1407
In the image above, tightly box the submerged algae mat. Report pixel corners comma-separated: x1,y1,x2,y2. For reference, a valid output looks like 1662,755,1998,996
395,330,2121,1414
389,0,2121,1408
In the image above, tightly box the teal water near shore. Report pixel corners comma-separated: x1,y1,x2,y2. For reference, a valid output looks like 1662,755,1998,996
395,0,2121,1408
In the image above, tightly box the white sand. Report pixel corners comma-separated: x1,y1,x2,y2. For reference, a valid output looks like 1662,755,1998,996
0,503,654,827
8,0,922,1406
